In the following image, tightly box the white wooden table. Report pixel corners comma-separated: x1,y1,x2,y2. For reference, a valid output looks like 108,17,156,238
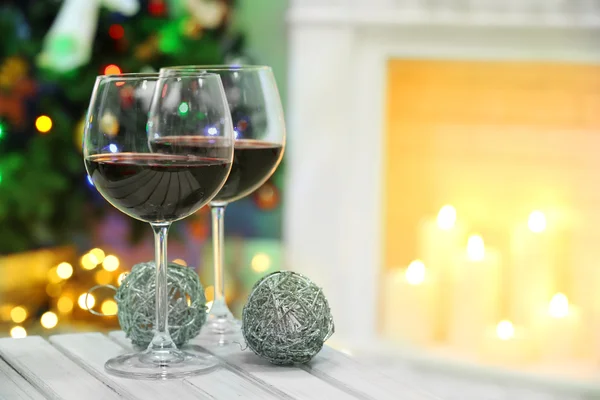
0,332,437,400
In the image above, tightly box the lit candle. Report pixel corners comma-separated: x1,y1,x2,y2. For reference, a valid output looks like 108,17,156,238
448,234,502,353
509,211,556,327
418,205,465,340
479,320,533,365
382,260,437,346
534,293,583,362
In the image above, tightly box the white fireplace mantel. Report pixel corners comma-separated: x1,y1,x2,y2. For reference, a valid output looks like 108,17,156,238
283,0,600,346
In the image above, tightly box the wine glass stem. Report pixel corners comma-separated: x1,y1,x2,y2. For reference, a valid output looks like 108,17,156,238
149,222,176,351
210,205,230,316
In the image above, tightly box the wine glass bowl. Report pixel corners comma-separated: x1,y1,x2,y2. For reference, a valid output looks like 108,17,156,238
83,72,234,379
160,65,286,341
85,152,231,222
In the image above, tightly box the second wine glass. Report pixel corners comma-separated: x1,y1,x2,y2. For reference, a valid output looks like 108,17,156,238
160,66,286,342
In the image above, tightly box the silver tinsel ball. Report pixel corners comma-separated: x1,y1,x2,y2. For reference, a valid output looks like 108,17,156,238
242,271,334,365
115,261,207,348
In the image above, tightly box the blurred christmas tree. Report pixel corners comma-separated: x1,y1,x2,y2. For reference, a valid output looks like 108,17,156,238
0,0,246,254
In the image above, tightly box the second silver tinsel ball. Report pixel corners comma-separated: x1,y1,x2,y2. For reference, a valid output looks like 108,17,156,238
242,271,334,365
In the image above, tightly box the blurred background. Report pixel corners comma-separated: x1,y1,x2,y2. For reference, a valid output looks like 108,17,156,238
0,0,287,336
2,0,600,396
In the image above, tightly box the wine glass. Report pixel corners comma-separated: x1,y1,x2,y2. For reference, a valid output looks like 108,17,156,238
160,66,285,342
83,72,234,379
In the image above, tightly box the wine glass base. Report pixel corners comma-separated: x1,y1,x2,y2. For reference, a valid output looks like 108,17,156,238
200,315,242,346
105,346,218,380
204,314,241,334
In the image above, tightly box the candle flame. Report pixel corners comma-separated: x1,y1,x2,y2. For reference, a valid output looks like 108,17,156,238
528,210,547,233
436,205,456,230
405,260,426,285
496,320,515,341
466,234,485,261
548,293,569,318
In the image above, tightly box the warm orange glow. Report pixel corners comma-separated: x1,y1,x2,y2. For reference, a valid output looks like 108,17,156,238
104,64,122,75
205,286,214,302
0,305,13,321
383,59,600,279
47,266,62,284
57,297,74,313
95,269,113,285
173,258,187,266
46,283,62,297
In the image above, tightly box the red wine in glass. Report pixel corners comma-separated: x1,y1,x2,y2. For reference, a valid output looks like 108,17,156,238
85,153,231,222
151,137,283,203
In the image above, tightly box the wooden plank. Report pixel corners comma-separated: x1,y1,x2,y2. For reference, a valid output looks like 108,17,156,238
190,333,362,400
0,357,46,400
303,347,439,400
49,333,210,400
0,336,121,400
108,331,285,400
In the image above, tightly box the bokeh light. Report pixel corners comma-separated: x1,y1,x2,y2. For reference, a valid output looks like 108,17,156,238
178,102,189,116
10,326,27,339
101,300,118,315
78,293,95,310
251,253,271,273
10,306,27,323
40,312,58,329
89,248,106,263
102,255,119,271
104,64,122,75
108,24,125,40
56,262,73,279
81,253,99,270
35,115,53,133
57,296,74,314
